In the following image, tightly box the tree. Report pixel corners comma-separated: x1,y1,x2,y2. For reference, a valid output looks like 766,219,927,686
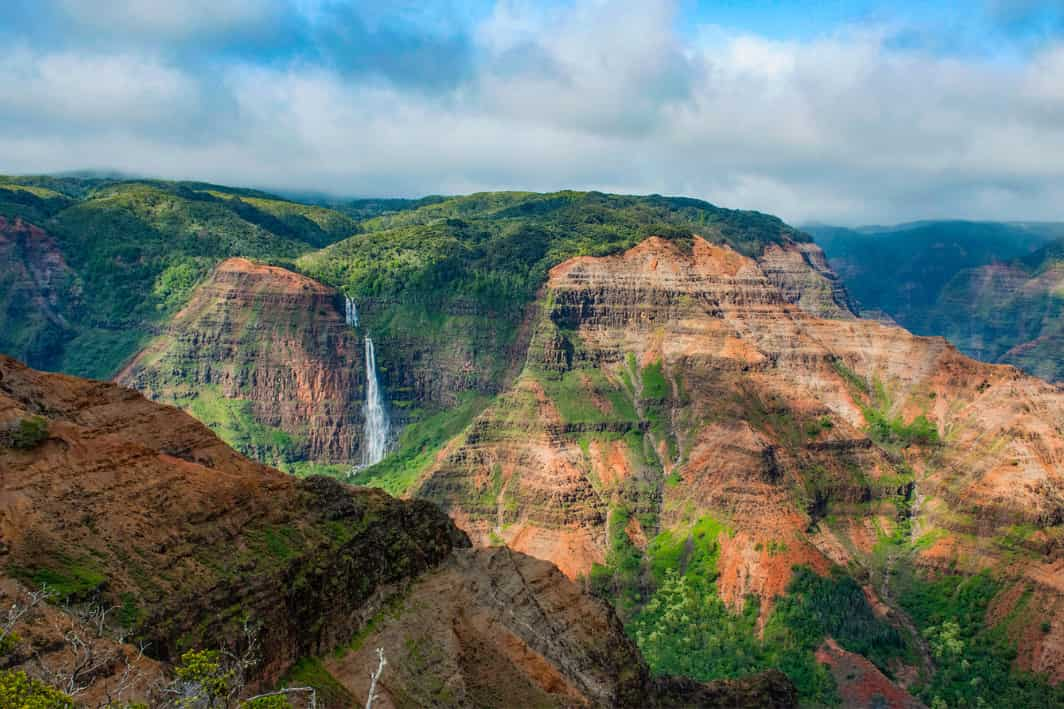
165,619,262,708
2,584,54,654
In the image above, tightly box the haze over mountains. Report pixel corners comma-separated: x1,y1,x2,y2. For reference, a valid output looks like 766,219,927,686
809,221,1064,382
2,173,1064,707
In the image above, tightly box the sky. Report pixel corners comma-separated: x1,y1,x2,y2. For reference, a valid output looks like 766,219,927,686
2,0,1063,225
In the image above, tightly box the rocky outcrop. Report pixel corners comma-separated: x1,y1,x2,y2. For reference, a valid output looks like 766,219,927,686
415,237,903,593
815,639,925,709
414,236,1064,677
326,546,796,708
0,216,76,370
0,355,794,706
117,258,366,466
1,354,463,695
759,241,856,319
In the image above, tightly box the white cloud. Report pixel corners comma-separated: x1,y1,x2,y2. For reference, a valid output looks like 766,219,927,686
1,48,202,127
55,0,278,40
2,0,1064,225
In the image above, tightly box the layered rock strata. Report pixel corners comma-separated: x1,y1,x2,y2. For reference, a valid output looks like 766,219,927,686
414,236,1064,677
0,354,796,706
118,258,365,464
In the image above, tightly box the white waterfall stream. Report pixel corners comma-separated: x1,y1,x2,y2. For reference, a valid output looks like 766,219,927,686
344,295,359,327
360,336,391,467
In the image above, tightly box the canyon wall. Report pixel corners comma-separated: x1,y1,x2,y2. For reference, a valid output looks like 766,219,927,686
0,354,795,707
413,236,1064,680
117,258,366,469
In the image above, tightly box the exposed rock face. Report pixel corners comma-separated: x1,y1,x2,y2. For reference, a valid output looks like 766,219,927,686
118,258,366,466
1,354,462,694
414,236,1064,677
326,546,797,708
759,241,856,319
815,639,925,709
0,216,76,370
0,355,794,706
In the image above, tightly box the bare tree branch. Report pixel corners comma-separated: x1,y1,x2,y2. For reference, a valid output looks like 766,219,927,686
243,686,318,709
1,584,54,651
365,647,387,709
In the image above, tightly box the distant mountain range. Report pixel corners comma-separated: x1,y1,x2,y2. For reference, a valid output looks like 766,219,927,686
807,221,1064,381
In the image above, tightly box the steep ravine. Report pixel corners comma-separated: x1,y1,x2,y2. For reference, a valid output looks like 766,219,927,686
0,355,797,707
118,232,853,476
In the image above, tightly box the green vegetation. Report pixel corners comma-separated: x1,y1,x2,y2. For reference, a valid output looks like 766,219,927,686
279,657,355,709
0,669,74,709
174,649,237,707
588,506,647,615
242,696,291,708
325,191,805,295
204,191,359,247
9,555,106,600
587,507,915,705
297,191,805,389
894,570,1064,708
535,368,638,425
645,515,729,584
0,176,362,377
351,392,492,495
832,361,941,449
629,562,912,704
640,360,669,400
865,410,939,448
2,415,49,449
187,385,304,469
768,567,908,672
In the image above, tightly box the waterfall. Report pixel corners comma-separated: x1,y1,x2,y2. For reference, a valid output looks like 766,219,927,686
344,295,359,327
360,336,391,467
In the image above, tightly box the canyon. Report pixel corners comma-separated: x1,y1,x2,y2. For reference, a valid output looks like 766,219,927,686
0,354,795,707
2,178,1063,706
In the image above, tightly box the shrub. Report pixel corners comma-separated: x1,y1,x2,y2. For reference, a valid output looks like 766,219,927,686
2,415,49,449
0,669,74,709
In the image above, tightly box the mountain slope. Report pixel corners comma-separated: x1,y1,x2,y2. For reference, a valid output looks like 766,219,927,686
0,177,366,379
409,236,1064,706
100,189,851,477
810,221,1064,380
0,354,794,708
117,258,364,472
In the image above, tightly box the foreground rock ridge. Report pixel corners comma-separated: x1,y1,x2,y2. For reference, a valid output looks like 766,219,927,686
414,236,1064,680
0,354,796,707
